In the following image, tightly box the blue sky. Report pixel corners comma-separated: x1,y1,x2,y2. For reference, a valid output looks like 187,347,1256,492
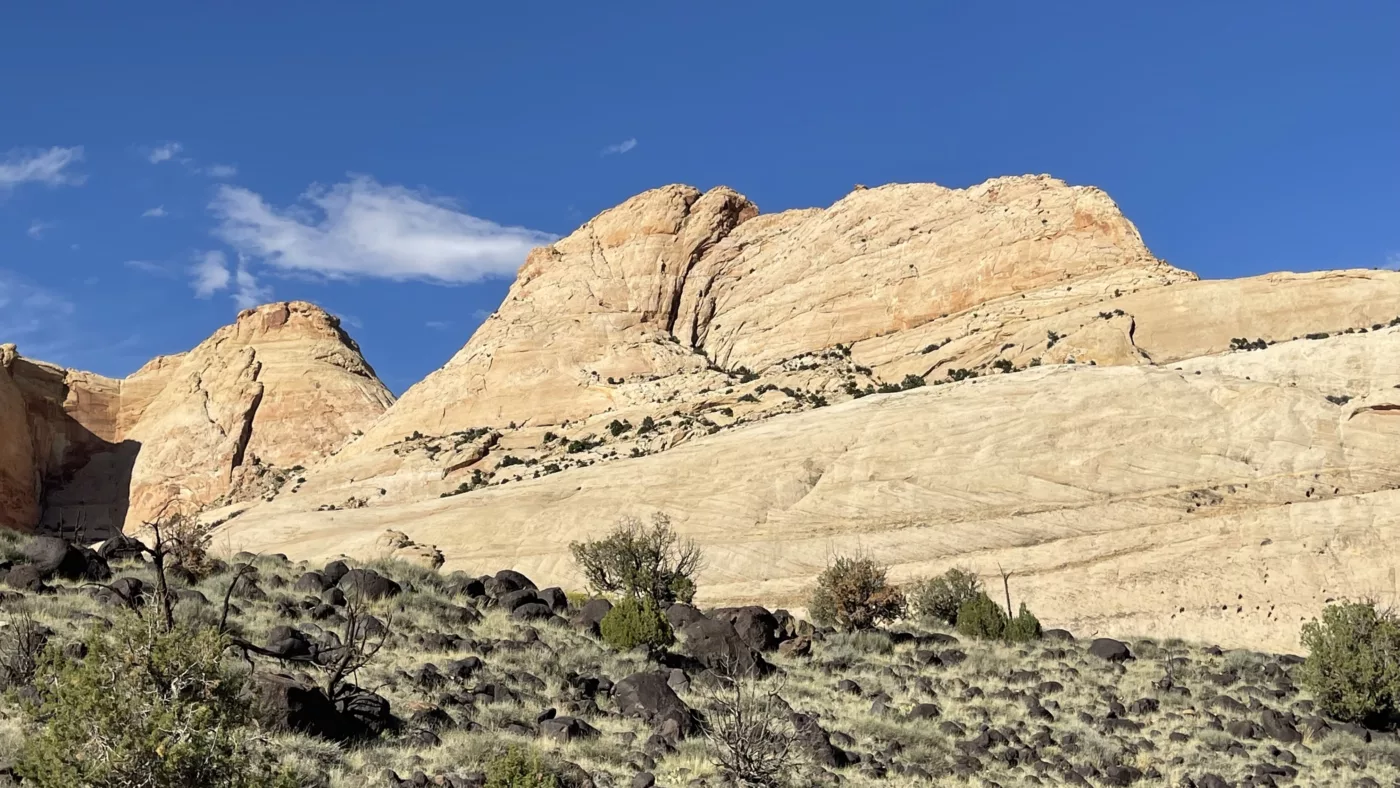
2,2,1396,393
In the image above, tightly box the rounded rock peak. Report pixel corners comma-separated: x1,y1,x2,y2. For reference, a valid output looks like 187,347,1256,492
232,301,348,338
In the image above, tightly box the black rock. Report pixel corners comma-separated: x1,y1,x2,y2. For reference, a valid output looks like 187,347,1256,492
613,672,695,738
1087,638,1134,662
679,617,773,676
339,568,402,600
709,605,780,652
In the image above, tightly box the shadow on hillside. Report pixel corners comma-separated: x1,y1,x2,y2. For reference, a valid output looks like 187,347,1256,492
35,430,141,544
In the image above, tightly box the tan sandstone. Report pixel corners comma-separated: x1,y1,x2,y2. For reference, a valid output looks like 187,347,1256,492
208,176,1400,652
0,302,392,537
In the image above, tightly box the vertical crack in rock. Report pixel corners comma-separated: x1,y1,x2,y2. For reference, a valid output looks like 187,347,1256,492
229,353,264,472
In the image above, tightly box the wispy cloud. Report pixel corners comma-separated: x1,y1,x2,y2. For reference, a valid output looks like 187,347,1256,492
425,320,452,330
1386,252,1400,271
209,175,556,284
601,138,638,156
232,257,272,308
0,146,85,190
203,164,238,179
125,259,173,276
188,250,272,308
26,220,54,240
190,250,232,297
0,270,76,355
141,205,168,218
147,142,183,164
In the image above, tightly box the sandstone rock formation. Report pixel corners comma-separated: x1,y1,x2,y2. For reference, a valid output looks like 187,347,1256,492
0,345,38,531
0,302,392,536
56,174,1400,652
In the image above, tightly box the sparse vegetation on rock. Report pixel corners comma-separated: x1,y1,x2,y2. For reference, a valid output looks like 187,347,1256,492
808,555,905,631
569,513,702,607
1299,600,1400,725
599,596,674,652
908,567,983,627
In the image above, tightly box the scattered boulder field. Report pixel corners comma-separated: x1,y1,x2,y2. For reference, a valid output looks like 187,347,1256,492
0,532,1397,787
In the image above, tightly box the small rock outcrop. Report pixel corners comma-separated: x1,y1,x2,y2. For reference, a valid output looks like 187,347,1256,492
0,302,393,536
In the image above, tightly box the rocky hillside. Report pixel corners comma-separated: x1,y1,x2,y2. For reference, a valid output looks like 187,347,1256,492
206,176,1400,653
0,302,393,537
0,537,1392,788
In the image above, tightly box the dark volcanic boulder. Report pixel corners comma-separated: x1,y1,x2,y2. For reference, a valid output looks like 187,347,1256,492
95,534,148,562
24,536,111,581
540,716,600,743
1088,638,1134,662
680,618,773,677
339,568,402,600
710,606,780,652
538,586,568,612
250,673,362,741
511,602,556,621
613,672,695,737
3,565,51,593
665,603,706,630
492,569,536,594
573,598,613,635
791,712,851,768
322,560,350,585
294,571,331,593
496,588,541,613
265,626,313,659
337,686,400,737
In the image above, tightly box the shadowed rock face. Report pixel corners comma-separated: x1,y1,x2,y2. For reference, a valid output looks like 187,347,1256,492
0,302,393,537
204,175,1400,651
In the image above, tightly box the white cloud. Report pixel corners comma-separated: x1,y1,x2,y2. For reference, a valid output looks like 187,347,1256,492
601,138,638,156
204,164,238,179
190,250,231,297
425,320,451,330
125,259,171,276
1386,252,1400,271
0,271,76,355
27,220,54,240
148,142,183,164
0,147,85,190
142,205,168,218
232,258,272,308
210,176,556,284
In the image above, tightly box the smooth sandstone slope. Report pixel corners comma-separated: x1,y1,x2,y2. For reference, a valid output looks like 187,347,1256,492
279,177,1400,514
0,302,393,536
217,328,1400,652
213,175,1400,651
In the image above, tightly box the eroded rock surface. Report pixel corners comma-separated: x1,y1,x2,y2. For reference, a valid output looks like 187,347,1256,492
209,176,1400,651
0,302,392,536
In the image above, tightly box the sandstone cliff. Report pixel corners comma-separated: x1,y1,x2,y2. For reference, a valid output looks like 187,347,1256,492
0,302,393,536
141,176,1400,650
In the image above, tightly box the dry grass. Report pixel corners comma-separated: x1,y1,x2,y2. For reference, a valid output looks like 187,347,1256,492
1,552,1398,787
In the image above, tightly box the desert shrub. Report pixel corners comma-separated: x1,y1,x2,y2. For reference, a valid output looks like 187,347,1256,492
18,611,294,788
0,605,48,691
1299,601,1400,724
808,555,906,631
908,567,983,627
955,592,1008,640
569,513,702,606
600,596,674,652
161,511,218,579
702,673,799,787
485,747,559,788
1005,602,1043,643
